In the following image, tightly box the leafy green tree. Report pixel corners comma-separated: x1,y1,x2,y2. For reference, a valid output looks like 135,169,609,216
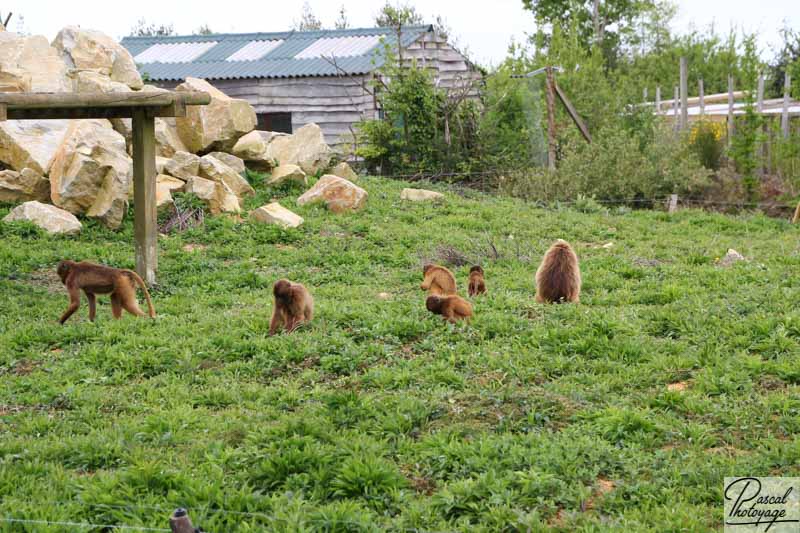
374,2,425,27
129,18,175,37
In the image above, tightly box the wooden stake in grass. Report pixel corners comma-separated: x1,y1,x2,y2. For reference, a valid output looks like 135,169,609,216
668,194,678,214
792,201,800,224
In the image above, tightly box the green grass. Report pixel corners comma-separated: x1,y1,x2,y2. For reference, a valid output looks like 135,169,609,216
1,176,799,532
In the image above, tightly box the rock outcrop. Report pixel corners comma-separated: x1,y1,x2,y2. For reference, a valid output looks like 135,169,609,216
3,201,82,235
164,151,201,181
52,26,143,89
185,176,241,215
49,120,132,229
199,155,255,198
330,161,358,182
207,152,246,175
250,202,304,229
400,188,444,201
265,123,333,174
0,119,71,175
175,77,256,153
0,168,51,203
0,31,71,92
297,175,367,213
269,164,307,186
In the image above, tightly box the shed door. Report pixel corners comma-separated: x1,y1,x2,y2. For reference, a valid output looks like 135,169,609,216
257,112,292,134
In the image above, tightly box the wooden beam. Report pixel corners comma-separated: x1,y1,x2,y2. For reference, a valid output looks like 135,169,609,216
679,57,688,130
6,105,192,121
0,103,6,122
553,78,592,143
132,108,158,285
0,91,210,110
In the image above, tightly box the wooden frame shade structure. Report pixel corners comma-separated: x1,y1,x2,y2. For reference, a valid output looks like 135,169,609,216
512,66,592,170
0,91,211,284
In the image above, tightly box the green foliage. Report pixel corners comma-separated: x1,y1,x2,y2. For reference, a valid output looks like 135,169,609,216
128,18,174,37
2,176,799,530
688,120,725,170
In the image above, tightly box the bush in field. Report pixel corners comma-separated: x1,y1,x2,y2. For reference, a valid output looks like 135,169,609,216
688,120,725,170
500,123,710,201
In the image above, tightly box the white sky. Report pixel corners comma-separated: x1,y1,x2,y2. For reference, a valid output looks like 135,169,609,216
2,0,797,67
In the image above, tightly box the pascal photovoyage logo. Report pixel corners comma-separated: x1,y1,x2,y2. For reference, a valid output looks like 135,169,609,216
724,477,800,532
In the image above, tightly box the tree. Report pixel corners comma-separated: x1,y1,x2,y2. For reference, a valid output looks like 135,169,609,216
194,24,214,36
129,18,175,37
374,2,424,27
524,0,663,64
770,26,800,99
294,2,322,31
334,5,350,30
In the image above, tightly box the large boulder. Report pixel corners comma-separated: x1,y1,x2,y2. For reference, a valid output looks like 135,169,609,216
175,77,256,153
0,32,71,92
164,151,201,181
3,201,82,235
330,161,358,182
269,164,306,186
185,176,240,215
155,118,188,158
250,202,304,229
232,131,268,159
73,70,130,93
297,175,367,213
207,152,246,175
400,188,445,201
155,175,185,209
52,26,143,89
265,123,334,174
0,168,51,203
49,120,132,229
0,119,71,174
199,155,255,198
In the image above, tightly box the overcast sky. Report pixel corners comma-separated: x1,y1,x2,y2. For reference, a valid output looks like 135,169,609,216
2,0,797,67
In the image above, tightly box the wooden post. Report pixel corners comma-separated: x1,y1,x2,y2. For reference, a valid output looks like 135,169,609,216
679,57,688,130
132,108,158,285
553,79,592,143
698,79,705,118
727,75,735,144
655,86,661,113
668,194,678,214
782,72,791,139
169,508,195,533
793,201,800,224
545,67,557,171
673,86,679,131
757,74,765,177
643,87,648,102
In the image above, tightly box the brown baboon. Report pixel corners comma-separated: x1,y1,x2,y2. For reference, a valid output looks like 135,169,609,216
535,239,581,303
420,264,457,296
426,294,473,323
468,265,487,297
56,260,155,324
269,279,314,335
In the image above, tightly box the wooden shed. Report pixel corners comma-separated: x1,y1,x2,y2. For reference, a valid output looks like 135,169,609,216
121,25,482,148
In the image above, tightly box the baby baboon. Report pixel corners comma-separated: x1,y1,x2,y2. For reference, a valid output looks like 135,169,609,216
426,294,473,323
535,239,581,303
269,279,314,335
420,264,457,296
56,260,155,324
468,265,487,297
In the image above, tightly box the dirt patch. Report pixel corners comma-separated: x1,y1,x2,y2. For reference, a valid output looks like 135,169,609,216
633,257,664,267
667,381,689,392
182,243,207,253
583,478,616,511
13,359,41,376
23,269,63,293
758,375,786,391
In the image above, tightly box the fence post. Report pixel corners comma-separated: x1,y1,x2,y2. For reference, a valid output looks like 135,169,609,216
170,508,196,533
668,194,678,214
679,57,688,130
655,86,661,113
698,79,705,118
757,73,765,177
673,85,679,131
782,72,791,139
793,201,800,224
727,75,735,144
545,66,557,171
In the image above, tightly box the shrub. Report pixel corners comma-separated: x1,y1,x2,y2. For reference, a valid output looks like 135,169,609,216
688,120,725,170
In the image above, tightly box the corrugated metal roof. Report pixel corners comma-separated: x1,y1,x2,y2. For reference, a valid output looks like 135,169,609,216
226,40,284,61
121,25,431,80
133,41,218,64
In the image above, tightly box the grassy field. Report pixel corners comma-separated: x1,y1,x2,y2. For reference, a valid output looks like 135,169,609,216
1,175,799,532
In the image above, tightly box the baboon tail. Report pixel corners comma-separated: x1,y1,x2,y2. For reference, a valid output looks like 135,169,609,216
127,270,156,318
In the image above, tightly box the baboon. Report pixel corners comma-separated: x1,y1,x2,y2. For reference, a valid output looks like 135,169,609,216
468,265,487,297
269,279,314,335
426,294,473,323
535,239,581,303
56,260,155,324
420,264,457,296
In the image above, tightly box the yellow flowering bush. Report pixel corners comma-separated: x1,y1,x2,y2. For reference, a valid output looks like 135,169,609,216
689,120,725,170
